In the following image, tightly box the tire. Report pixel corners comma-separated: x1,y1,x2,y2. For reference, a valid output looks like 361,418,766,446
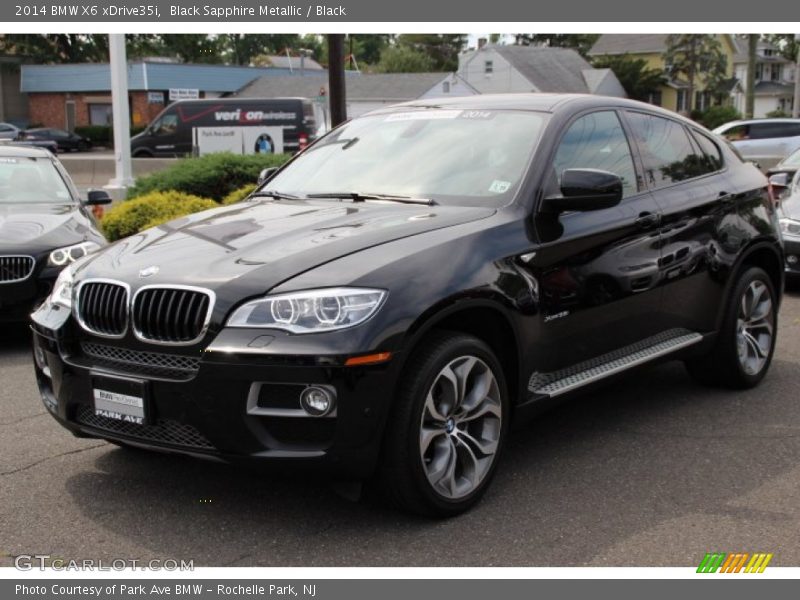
685,266,777,389
377,331,509,517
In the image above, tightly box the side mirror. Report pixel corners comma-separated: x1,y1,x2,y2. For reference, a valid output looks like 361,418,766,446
85,189,113,205
257,167,278,186
541,168,623,213
769,172,790,189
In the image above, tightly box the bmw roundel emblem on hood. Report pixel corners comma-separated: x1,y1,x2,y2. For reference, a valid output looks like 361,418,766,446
139,265,160,278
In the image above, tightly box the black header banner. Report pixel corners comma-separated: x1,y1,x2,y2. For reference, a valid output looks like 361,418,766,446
2,0,791,22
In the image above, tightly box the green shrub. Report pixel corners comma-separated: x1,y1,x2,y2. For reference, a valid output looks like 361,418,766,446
73,125,146,145
222,183,257,205
102,190,217,241
694,105,742,130
766,109,790,118
127,153,290,202
75,125,112,145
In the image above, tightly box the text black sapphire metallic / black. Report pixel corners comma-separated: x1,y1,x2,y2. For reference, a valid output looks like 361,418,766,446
32,94,784,517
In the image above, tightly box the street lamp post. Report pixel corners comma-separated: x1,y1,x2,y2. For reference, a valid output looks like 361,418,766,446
104,33,134,199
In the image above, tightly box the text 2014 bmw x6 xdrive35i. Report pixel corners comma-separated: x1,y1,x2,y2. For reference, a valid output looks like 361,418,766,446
32,94,783,516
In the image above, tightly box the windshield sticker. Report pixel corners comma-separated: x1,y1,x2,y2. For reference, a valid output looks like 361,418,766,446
385,110,463,122
0,158,19,164
459,110,495,120
489,180,511,194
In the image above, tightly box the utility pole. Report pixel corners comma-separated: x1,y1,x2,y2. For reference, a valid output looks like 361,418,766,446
328,34,347,127
746,34,757,120
104,33,133,199
793,33,800,119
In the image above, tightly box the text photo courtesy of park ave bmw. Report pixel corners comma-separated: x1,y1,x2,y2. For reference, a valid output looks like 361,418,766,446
1,0,800,590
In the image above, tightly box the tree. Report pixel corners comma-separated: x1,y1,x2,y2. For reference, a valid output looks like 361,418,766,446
219,34,301,65
376,45,435,73
0,34,109,63
514,34,600,57
745,34,758,119
592,55,665,101
157,35,222,63
350,34,392,66
764,34,799,61
663,35,728,113
394,34,466,71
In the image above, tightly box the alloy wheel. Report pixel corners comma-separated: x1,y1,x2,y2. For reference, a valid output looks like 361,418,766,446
736,280,774,376
419,355,502,500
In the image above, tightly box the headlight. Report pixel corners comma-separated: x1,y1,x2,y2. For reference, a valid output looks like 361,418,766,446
780,218,800,239
50,263,75,309
48,241,101,267
226,288,386,334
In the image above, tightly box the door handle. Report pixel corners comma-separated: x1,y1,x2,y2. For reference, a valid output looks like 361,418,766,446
635,212,661,229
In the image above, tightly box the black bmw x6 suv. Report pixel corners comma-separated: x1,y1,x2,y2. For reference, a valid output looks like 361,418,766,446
32,94,783,516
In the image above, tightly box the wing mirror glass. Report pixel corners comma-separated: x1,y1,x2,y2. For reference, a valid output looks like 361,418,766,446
541,168,623,213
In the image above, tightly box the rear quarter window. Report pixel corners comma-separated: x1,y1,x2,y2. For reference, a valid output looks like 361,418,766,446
690,130,724,172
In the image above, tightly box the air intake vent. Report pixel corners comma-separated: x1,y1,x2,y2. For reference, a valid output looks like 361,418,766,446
0,256,34,283
76,281,129,337
133,287,212,344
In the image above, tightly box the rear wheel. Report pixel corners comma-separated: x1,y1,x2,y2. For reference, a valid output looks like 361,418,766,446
378,332,508,517
685,266,777,388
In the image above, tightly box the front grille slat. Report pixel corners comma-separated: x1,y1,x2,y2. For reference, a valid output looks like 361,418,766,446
76,281,128,337
133,287,212,344
0,255,34,283
80,341,200,380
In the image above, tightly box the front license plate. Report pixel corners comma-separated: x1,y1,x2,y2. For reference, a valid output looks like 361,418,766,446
92,378,147,425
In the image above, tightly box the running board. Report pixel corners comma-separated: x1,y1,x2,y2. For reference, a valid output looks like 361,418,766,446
528,329,703,398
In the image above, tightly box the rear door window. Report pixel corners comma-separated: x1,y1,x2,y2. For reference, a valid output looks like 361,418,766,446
626,111,714,187
690,130,724,172
749,122,800,139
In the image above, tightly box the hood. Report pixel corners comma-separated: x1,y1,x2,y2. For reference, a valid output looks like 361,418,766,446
80,199,495,299
0,203,97,253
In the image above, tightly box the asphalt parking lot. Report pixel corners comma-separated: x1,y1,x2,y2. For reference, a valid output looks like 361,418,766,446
1,287,800,568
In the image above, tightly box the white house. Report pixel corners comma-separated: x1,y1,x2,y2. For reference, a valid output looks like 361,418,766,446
731,39,796,118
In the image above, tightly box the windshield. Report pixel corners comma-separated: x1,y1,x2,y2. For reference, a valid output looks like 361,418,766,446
264,109,547,206
0,156,73,204
781,148,800,168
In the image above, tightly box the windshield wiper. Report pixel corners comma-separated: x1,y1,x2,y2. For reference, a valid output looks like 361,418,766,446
249,190,300,201
306,192,437,206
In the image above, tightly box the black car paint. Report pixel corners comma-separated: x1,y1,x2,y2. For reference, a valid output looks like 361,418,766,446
0,153,106,321
32,95,783,478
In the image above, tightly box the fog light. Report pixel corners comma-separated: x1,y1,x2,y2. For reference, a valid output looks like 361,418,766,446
788,255,798,265
300,386,336,417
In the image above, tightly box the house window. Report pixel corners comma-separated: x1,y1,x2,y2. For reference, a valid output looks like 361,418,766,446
676,90,688,113
88,103,112,126
755,63,764,80
764,49,774,57
646,91,663,106
484,60,493,74
772,65,782,81
442,81,450,93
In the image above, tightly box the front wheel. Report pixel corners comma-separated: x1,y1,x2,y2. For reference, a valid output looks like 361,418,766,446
685,266,777,388
377,332,509,517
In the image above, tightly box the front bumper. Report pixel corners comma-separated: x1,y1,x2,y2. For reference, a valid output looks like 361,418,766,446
32,319,402,479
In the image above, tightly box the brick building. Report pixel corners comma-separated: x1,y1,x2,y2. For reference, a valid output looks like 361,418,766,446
20,60,329,130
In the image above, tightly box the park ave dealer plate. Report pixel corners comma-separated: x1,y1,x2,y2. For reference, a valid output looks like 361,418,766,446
92,376,147,425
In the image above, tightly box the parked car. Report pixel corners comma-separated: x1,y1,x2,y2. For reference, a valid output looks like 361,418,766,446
774,170,800,278
131,97,319,157
0,146,109,322
25,128,92,152
767,146,800,182
33,94,782,516
713,118,800,170
0,122,22,140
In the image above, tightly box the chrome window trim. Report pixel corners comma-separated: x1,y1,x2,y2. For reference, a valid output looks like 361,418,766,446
73,278,131,339
131,284,216,347
0,255,35,284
